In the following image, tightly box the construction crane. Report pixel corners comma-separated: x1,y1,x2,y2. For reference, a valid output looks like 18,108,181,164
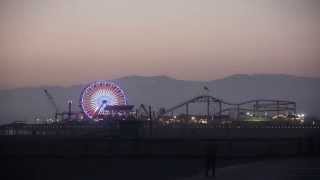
43,89,60,120
43,89,80,121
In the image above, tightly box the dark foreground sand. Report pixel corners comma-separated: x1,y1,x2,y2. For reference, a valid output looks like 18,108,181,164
181,157,320,180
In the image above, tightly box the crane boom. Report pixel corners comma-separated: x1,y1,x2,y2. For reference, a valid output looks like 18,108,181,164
43,89,59,119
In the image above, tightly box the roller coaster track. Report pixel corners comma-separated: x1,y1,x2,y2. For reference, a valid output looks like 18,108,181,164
158,95,296,118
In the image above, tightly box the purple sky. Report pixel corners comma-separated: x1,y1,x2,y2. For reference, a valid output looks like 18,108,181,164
0,0,320,89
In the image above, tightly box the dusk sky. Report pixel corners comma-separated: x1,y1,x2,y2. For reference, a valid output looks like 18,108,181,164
1,0,320,89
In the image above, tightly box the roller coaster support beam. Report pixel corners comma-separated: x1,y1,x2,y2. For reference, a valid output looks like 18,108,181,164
218,101,222,120
236,105,240,121
186,103,189,119
149,105,153,137
148,106,152,121
276,101,280,117
207,97,210,121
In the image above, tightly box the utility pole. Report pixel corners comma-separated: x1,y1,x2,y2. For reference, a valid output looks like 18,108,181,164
149,105,152,137
67,100,72,120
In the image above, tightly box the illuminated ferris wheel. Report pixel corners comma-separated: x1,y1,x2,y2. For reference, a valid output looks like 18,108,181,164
80,81,127,119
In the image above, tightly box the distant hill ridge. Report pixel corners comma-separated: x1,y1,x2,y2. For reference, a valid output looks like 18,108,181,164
0,74,319,124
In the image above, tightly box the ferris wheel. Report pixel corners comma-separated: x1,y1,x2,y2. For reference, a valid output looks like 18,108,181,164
80,81,127,119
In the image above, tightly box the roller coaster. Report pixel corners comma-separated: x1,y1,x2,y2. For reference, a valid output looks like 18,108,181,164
158,95,296,121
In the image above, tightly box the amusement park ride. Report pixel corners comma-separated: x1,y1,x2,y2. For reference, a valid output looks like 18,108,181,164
43,81,135,122
40,80,304,125
80,81,134,120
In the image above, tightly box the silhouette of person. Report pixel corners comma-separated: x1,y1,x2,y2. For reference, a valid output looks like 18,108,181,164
205,144,217,177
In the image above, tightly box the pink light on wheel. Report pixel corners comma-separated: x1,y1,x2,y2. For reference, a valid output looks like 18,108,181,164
80,81,127,119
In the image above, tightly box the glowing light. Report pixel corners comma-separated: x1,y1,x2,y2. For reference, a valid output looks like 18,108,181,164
80,81,127,119
200,119,207,124
246,112,253,117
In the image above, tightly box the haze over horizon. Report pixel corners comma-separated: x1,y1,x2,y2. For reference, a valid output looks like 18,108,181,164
0,73,319,90
1,0,320,89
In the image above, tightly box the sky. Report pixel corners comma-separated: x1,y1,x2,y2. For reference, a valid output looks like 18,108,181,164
0,0,320,89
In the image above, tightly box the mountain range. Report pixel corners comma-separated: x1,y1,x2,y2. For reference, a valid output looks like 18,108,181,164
0,74,319,124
